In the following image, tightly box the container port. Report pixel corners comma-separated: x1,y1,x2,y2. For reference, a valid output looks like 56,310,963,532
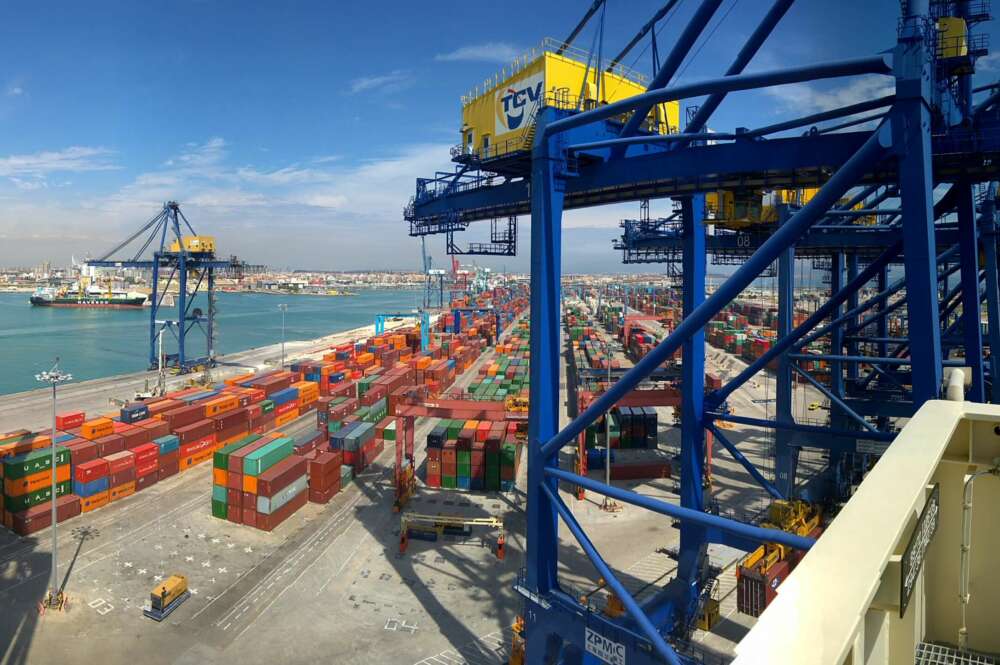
4,2,1000,665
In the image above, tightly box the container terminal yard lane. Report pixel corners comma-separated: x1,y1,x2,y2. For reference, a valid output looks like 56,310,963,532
0,292,818,665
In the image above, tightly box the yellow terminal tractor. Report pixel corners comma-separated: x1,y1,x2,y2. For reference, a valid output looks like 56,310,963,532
143,574,190,621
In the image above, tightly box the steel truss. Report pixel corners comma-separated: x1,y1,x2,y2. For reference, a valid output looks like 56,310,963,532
88,201,231,372
407,1,1000,662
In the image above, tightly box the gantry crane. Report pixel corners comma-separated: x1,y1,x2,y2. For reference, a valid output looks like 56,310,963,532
405,1,1000,662
88,201,248,372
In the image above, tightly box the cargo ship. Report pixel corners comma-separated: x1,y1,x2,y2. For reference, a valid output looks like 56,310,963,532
29,286,148,309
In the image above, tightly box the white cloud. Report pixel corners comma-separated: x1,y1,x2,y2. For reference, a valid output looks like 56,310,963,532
165,137,226,169
763,75,895,115
9,177,46,191
235,165,332,186
348,70,412,95
977,52,1000,72
0,136,459,269
435,42,524,64
0,146,117,178
7,85,23,97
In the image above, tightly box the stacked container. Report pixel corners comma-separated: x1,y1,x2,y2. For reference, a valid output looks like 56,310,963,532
307,451,342,503
2,447,75,533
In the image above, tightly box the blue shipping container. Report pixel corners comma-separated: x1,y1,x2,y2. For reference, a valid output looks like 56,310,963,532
270,387,299,406
153,434,180,454
74,476,109,498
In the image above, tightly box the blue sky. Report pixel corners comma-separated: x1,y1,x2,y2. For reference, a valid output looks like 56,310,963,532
2,1,999,273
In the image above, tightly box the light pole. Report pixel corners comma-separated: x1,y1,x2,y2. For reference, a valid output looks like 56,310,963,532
35,358,72,609
278,304,288,368
602,340,620,513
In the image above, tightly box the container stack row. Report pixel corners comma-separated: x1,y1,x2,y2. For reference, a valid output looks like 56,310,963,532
424,419,523,491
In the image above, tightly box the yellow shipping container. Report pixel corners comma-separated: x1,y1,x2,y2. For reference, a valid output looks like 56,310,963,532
458,38,679,160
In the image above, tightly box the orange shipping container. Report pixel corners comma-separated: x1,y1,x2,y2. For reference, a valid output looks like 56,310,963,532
274,410,299,427
109,480,136,502
213,467,228,486
225,372,257,386
242,475,258,494
180,447,214,471
80,418,114,441
81,491,109,513
4,464,71,497
204,395,238,418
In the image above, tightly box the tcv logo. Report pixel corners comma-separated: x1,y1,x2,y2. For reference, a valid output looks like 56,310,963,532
496,74,543,132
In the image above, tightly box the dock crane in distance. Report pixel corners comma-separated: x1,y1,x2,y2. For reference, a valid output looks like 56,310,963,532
86,201,250,373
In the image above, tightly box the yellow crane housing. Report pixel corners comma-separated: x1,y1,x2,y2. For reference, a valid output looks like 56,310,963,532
457,38,680,160
168,235,216,254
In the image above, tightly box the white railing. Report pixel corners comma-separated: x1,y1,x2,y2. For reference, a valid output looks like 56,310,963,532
733,400,1000,665
460,37,649,106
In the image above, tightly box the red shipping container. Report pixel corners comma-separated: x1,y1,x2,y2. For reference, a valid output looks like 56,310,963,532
64,438,98,466
275,401,298,417
242,491,255,507
74,459,109,483
159,404,204,430
11,494,81,536
175,418,215,444
56,411,86,430
308,483,339,504
95,434,126,457
212,408,250,432
227,488,242,508
227,471,244,491
218,425,249,447
179,434,216,458
158,458,179,480
226,505,240,523
104,450,134,474
134,418,171,439
132,442,159,464
110,466,136,486
308,451,341,476
121,427,151,450
136,472,158,492
136,460,158,478
256,489,306,531
242,507,257,528
258,455,307,497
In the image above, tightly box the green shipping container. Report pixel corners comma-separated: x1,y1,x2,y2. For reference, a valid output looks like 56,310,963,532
457,462,471,477
211,500,227,519
261,400,275,414
457,450,471,465
211,484,228,503
243,437,294,476
442,475,457,489
4,479,72,513
327,420,343,434
214,434,262,469
2,447,70,480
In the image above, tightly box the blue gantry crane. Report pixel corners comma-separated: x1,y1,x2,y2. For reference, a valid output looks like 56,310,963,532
406,1,1000,663
374,311,430,351
88,201,242,372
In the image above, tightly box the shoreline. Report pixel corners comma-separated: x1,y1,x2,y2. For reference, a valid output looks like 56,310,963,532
0,316,426,432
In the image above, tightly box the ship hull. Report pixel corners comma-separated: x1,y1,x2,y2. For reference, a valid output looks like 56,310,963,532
30,296,146,308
